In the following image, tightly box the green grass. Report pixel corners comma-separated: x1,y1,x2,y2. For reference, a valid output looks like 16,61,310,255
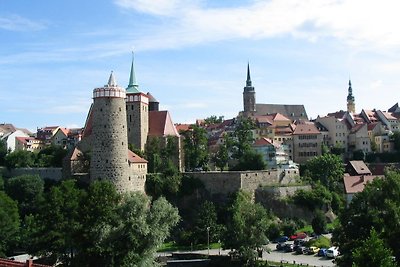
158,241,221,252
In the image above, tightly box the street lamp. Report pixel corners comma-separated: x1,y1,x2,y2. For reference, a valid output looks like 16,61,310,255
207,226,210,256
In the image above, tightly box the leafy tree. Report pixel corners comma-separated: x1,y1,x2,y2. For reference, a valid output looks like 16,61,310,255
331,144,345,156
5,150,35,169
230,117,255,160
352,228,396,267
182,125,209,171
107,193,179,266
303,153,344,193
204,115,224,125
145,137,162,173
292,183,332,211
334,170,400,267
36,145,68,167
311,210,327,235
231,150,266,171
391,131,400,151
0,191,19,257
192,201,224,245
0,139,7,166
5,175,44,218
213,142,229,171
224,191,270,266
352,149,365,161
28,180,85,265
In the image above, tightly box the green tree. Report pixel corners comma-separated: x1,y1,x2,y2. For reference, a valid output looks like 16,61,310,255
0,191,20,257
107,193,180,266
28,180,85,265
5,175,44,219
230,117,255,160
292,183,332,211
213,142,229,171
36,145,68,167
204,115,224,125
303,153,344,193
352,149,365,161
352,228,396,267
334,170,400,266
5,150,35,169
145,137,162,173
0,139,7,166
224,191,270,266
232,150,266,171
182,125,209,171
192,201,224,245
391,131,400,151
311,210,327,235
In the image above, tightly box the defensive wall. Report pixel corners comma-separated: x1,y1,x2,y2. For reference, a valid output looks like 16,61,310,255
1,167,63,181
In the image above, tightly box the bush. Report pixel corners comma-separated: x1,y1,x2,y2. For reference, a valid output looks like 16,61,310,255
306,236,331,248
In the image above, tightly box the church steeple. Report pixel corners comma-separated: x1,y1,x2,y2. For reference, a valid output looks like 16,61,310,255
347,79,355,113
126,52,140,94
243,62,256,115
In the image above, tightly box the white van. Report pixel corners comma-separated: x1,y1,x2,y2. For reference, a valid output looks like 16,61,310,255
326,246,339,258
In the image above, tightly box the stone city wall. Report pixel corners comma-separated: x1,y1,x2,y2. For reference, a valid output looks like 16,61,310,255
2,167,63,181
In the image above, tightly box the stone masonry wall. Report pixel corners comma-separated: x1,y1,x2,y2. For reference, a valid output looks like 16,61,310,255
126,101,148,151
2,167,63,181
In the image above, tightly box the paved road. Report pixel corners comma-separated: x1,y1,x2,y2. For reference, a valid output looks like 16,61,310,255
160,244,335,267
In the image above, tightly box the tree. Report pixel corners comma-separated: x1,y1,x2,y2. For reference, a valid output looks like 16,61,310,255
0,139,7,166
106,193,179,266
192,201,224,245
231,150,266,171
334,170,400,266
145,137,162,173
224,191,270,266
28,180,85,265
182,125,209,171
230,117,255,160
303,153,344,193
5,175,44,219
36,145,68,167
391,131,400,151
204,115,224,125
213,142,229,171
0,191,20,257
352,149,365,161
311,210,327,235
352,228,396,267
5,150,35,169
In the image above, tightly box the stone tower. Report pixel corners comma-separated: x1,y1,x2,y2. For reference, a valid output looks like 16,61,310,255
243,63,256,116
347,79,355,113
126,54,149,151
90,72,130,193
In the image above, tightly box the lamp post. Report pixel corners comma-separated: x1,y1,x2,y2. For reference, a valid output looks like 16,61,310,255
207,226,210,256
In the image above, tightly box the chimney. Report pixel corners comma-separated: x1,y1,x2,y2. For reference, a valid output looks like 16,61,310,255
26,259,33,267
360,175,364,182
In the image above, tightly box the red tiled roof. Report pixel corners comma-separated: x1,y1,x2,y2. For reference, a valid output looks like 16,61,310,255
348,161,371,175
350,123,364,133
327,110,346,119
254,137,273,146
58,127,70,136
343,175,381,194
149,111,179,137
128,150,148,163
292,124,320,135
175,124,192,133
0,258,51,267
367,122,379,131
272,113,291,121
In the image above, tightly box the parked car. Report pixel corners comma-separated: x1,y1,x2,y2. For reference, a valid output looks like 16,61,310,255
318,248,328,257
307,246,320,255
283,243,294,252
289,232,307,240
294,238,306,246
296,246,307,254
326,247,339,258
276,242,286,251
274,236,289,243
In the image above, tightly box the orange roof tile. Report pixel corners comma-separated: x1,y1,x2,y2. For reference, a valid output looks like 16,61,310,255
128,150,148,163
292,124,320,135
254,137,273,146
344,175,381,194
149,111,179,137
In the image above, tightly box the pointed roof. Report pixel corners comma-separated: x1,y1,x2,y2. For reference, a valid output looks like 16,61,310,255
107,71,117,87
388,103,399,113
128,150,148,163
147,92,158,103
126,53,140,94
148,111,179,137
347,79,355,101
243,62,254,92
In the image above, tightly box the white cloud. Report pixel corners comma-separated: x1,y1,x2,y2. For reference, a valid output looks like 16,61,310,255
115,0,400,51
0,14,46,31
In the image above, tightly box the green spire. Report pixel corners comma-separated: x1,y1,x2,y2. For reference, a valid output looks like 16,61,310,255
347,79,354,101
126,52,140,94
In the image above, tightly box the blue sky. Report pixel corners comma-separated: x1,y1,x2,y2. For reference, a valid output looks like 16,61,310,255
1,0,400,131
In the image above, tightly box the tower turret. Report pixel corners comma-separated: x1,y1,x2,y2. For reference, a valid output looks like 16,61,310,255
125,54,149,151
347,79,355,113
243,62,256,116
90,71,131,193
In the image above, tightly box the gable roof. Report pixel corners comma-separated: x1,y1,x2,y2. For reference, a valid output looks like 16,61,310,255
0,123,16,135
254,137,274,146
343,175,380,194
128,150,148,163
149,111,179,137
347,160,372,175
292,124,320,135
255,104,308,121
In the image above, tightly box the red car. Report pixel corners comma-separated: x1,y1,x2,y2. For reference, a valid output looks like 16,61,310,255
289,232,307,240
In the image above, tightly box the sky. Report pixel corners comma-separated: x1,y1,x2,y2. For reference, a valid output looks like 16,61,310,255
1,0,400,132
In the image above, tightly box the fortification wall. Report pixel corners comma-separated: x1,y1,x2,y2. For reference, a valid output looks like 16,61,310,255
2,167,63,180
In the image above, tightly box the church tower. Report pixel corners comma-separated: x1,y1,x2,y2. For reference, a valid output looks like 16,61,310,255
243,63,256,116
126,54,149,151
90,72,130,193
347,79,355,113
